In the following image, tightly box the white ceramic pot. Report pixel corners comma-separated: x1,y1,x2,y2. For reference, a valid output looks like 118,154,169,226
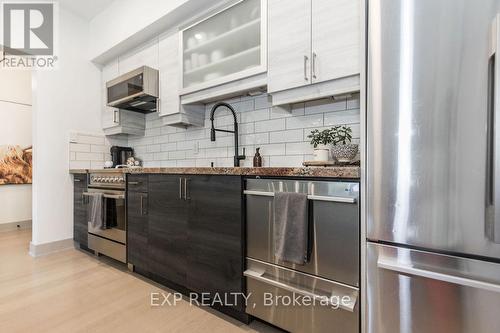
313,144,330,162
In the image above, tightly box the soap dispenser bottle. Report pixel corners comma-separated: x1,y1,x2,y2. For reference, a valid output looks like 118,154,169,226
253,147,262,167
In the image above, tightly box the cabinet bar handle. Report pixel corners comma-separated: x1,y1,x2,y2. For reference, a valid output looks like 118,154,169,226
312,52,317,79
74,179,81,182
184,178,190,200
113,110,119,124
179,178,183,199
128,181,139,185
140,194,145,215
304,55,309,81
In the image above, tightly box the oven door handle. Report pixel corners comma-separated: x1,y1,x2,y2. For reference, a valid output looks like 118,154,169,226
243,269,357,312
82,192,125,200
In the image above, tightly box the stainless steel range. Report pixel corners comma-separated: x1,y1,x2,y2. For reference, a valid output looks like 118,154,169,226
83,172,126,263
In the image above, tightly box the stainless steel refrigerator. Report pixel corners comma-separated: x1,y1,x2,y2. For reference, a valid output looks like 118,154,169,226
367,0,500,332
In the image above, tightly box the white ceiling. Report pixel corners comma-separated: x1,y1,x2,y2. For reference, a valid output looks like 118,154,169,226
58,0,115,21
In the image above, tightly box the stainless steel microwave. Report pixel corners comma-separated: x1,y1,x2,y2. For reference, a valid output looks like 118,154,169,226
106,66,159,113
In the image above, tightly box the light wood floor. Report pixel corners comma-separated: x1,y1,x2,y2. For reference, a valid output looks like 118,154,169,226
0,229,281,333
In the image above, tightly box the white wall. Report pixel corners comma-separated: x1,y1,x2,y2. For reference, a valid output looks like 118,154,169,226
0,69,32,225
89,0,188,61
32,8,102,245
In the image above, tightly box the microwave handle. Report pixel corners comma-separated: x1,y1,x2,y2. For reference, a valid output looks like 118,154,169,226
487,14,500,243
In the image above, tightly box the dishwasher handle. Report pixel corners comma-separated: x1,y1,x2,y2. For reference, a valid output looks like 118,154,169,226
244,269,357,312
243,190,357,203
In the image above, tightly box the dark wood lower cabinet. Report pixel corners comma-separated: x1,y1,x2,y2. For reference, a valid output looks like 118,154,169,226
148,175,188,288
127,189,149,274
126,174,246,321
73,174,88,247
186,175,245,312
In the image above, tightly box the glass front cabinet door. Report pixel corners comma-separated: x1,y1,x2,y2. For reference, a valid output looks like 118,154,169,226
180,0,267,94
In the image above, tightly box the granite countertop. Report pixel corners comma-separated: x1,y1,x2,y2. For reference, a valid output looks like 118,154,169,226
70,166,360,179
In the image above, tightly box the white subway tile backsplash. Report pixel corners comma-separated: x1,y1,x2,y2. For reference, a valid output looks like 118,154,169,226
305,98,347,114
269,155,304,167
153,135,170,144
240,108,270,123
324,109,360,126
168,132,186,142
70,143,91,153
254,95,272,109
286,142,312,155
205,147,229,158
90,145,107,153
258,143,286,156
270,103,305,119
77,134,105,145
123,93,360,168
347,94,360,109
160,142,176,151
235,99,255,112
286,114,323,130
70,161,91,169
169,150,186,160
76,152,104,161
154,152,170,160
147,144,162,153
91,161,105,169
255,119,286,133
270,129,304,143
240,133,269,145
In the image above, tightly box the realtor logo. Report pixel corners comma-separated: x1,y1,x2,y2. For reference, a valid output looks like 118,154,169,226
3,2,54,55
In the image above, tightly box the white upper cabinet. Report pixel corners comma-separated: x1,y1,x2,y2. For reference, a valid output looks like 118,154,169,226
118,39,159,74
180,0,267,95
101,60,119,130
159,32,180,118
311,0,360,83
268,0,361,94
267,0,311,92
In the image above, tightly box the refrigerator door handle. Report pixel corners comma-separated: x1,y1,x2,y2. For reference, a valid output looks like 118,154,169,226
487,14,500,243
378,257,500,293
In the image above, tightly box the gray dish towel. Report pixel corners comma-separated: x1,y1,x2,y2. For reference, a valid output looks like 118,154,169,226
87,193,104,229
273,192,309,265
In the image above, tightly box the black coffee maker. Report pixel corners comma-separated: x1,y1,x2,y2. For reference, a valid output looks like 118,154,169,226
110,146,134,167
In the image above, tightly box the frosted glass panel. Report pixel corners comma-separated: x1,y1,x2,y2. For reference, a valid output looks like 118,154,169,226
182,0,261,89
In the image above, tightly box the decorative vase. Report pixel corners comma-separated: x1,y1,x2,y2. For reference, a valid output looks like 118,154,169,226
313,144,331,161
331,143,358,163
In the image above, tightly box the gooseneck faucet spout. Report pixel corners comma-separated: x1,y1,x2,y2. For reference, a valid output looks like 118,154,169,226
209,102,246,167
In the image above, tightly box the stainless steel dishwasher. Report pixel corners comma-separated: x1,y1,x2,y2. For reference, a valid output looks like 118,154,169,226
244,178,360,333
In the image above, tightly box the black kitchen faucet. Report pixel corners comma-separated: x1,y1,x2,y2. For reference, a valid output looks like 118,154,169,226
209,102,246,167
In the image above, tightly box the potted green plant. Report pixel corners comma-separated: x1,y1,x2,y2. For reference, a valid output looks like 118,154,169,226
330,125,358,163
307,129,333,161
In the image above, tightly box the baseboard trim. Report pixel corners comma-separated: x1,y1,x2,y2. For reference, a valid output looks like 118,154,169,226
29,238,74,257
0,220,32,232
